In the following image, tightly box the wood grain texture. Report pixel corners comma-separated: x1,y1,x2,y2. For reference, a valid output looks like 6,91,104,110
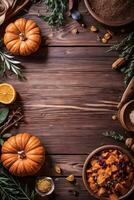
1,46,124,154
24,1,133,46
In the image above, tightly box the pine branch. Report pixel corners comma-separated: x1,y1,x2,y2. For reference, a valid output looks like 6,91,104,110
0,168,36,200
109,32,134,85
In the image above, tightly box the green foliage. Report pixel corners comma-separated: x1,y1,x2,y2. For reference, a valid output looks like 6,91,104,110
0,107,9,124
102,131,125,141
0,39,25,79
0,133,12,146
109,32,134,85
0,168,36,200
41,0,67,26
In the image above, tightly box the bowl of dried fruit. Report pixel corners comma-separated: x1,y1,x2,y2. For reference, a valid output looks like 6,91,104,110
82,145,134,200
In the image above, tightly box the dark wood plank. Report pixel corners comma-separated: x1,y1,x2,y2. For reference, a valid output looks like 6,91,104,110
1,46,125,154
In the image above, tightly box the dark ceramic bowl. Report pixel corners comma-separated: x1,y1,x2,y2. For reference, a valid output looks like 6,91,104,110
84,0,134,26
82,145,134,200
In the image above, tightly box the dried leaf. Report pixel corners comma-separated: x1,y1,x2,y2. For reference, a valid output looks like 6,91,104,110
0,138,4,145
2,133,12,138
54,165,62,174
66,174,75,182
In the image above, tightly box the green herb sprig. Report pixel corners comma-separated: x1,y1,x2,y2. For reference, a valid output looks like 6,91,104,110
0,39,25,79
41,0,67,26
102,131,125,141
0,167,36,200
109,32,134,85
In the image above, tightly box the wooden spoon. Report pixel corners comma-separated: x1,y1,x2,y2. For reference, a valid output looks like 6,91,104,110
118,77,134,110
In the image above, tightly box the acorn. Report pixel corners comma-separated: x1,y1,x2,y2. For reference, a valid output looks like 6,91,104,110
125,138,133,148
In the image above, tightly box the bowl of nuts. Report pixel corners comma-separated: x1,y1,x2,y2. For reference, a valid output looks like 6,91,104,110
82,145,134,200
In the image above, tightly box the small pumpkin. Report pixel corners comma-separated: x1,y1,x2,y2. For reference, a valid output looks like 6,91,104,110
1,133,45,176
4,18,41,56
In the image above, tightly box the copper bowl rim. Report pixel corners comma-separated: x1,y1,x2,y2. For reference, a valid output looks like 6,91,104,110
84,0,134,27
82,145,134,200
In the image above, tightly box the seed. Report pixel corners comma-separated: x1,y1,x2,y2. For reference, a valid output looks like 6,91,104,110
112,115,117,120
66,174,75,182
104,32,111,40
101,38,108,44
81,23,86,28
90,25,98,32
71,28,78,34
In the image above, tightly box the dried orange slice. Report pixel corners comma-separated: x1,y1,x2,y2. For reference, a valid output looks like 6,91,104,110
0,83,16,104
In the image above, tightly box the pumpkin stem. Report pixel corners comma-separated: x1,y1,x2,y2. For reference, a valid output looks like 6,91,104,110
18,150,26,159
19,33,26,41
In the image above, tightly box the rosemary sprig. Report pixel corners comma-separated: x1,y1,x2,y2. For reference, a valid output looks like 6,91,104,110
0,167,36,200
109,32,134,85
0,39,25,79
102,131,125,141
40,0,67,26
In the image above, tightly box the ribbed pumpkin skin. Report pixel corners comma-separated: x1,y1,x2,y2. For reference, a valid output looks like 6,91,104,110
4,18,41,56
1,133,45,176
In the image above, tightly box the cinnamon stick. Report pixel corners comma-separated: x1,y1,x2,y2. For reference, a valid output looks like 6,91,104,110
118,77,134,109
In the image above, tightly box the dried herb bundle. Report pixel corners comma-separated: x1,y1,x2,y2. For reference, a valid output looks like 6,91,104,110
41,0,67,26
109,32,134,85
0,39,24,79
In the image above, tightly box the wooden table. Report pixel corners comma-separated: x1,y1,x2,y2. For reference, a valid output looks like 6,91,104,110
2,1,134,200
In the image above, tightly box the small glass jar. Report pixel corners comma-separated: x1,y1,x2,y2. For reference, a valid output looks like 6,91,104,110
35,177,55,197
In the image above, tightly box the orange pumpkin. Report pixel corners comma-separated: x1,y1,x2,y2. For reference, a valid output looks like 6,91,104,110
1,133,45,176
4,18,41,56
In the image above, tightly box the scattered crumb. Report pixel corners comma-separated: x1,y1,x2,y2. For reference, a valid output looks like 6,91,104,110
66,174,75,182
104,32,111,40
112,115,117,120
90,25,98,32
101,38,108,43
71,28,79,34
